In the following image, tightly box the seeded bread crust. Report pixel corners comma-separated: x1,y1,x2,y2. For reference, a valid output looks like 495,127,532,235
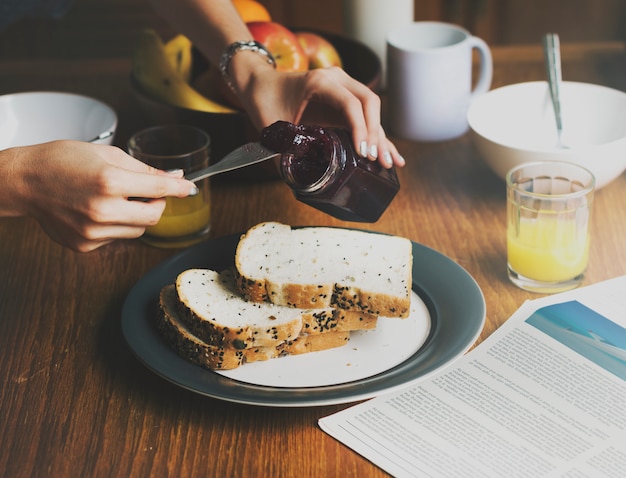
234,222,412,318
303,308,378,334
176,269,303,349
175,268,376,349
157,285,350,370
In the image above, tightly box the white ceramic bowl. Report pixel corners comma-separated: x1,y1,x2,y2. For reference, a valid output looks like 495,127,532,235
467,81,626,189
0,91,117,149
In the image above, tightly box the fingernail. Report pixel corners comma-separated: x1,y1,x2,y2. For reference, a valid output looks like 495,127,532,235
398,154,406,166
359,140,368,158
189,185,199,196
383,151,393,165
369,144,378,159
165,168,184,176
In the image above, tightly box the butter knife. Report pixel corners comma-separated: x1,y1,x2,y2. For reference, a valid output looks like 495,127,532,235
185,142,280,183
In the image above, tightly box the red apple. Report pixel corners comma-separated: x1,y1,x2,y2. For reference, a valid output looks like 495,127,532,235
296,32,343,69
247,21,309,72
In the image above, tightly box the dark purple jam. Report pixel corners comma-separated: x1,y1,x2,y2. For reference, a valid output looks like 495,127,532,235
261,121,400,222
261,122,330,186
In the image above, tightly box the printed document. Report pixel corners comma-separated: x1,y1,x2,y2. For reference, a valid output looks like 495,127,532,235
319,276,626,478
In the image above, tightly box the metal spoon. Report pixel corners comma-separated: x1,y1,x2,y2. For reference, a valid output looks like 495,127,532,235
88,130,115,143
543,33,568,149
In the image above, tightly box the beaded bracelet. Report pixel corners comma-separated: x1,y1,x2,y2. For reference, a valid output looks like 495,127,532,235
219,40,276,93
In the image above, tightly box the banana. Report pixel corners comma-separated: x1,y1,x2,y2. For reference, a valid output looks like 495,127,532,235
164,34,193,82
132,29,235,114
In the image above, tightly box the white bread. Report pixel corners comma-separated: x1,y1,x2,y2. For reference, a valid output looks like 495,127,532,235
175,268,378,350
234,222,412,318
302,307,377,334
156,284,351,370
176,269,303,349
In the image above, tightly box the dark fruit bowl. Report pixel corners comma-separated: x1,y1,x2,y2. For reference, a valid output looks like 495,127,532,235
317,30,382,92
130,30,382,180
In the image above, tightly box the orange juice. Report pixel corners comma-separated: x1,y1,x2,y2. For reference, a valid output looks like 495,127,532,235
506,161,594,293
507,216,589,282
144,185,211,247
128,124,212,248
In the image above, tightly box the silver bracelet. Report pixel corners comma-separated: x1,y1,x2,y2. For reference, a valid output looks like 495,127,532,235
219,40,276,93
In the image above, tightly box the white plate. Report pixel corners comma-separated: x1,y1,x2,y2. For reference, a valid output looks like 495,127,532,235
122,229,485,407
217,290,431,387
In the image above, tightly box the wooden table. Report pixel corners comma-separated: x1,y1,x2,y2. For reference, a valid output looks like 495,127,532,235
1,43,625,478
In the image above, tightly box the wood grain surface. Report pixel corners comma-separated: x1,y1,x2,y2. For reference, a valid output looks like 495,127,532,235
1,11,625,477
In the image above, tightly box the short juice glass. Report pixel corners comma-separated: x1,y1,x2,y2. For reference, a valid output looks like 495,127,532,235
506,161,595,293
128,125,211,248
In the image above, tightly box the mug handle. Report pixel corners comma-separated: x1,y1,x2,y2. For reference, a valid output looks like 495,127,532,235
469,37,493,98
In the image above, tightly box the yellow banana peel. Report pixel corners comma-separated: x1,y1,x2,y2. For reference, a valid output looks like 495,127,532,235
164,34,193,82
132,29,235,114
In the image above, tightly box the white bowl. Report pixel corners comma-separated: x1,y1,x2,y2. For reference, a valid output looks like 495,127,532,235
467,81,626,189
0,91,117,149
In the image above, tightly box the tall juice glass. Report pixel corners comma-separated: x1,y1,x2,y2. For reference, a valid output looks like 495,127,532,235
128,125,211,248
506,161,595,293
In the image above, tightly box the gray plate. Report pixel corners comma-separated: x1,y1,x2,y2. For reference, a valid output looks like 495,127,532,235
121,229,486,407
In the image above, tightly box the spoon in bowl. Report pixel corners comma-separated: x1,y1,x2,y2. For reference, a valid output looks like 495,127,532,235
88,130,115,143
543,33,568,149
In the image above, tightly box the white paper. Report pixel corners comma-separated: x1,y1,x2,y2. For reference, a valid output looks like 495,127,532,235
319,276,626,478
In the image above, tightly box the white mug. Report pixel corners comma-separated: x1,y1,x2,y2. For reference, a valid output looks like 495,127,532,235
342,0,414,88
386,22,493,142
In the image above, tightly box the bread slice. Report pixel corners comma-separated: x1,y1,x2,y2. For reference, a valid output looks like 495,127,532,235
302,308,378,335
156,284,351,370
176,269,303,349
234,222,412,318
175,268,378,349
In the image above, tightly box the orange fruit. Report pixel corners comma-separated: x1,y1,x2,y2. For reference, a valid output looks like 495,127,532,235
233,0,272,23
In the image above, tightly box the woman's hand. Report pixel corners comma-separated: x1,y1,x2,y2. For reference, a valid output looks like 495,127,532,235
1,140,198,252
236,65,405,169
148,0,405,169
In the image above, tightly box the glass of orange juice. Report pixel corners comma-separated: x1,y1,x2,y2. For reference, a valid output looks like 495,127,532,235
506,161,595,293
128,125,211,248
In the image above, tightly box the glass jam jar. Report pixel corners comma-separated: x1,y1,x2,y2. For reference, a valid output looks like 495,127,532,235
262,121,400,222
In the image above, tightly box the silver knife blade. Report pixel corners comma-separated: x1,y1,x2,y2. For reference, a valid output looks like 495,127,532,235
185,142,280,183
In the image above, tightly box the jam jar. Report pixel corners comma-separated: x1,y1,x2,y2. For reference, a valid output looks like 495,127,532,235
261,121,400,222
